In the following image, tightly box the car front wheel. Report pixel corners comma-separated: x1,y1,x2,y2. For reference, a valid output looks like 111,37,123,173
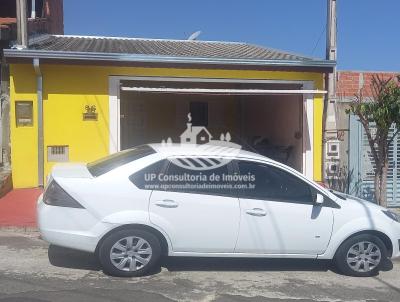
99,229,161,277
334,234,387,277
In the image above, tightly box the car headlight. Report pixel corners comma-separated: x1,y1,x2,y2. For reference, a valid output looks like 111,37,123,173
382,210,400,223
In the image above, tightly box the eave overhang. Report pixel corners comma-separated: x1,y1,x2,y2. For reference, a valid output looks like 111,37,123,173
4,49,336,72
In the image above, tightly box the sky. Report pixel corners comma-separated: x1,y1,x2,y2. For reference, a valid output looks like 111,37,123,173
64,0,400,71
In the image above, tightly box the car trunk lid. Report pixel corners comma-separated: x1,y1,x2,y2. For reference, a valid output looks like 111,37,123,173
51,163,93,179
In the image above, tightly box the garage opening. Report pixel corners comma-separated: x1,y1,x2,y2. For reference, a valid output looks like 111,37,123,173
118,79,310,173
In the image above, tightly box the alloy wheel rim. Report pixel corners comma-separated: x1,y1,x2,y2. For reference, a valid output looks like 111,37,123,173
110,236,152,272
346,241,381,273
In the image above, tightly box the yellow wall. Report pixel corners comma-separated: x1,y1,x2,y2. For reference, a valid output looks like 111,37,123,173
10,65,38,187
10,64,324,188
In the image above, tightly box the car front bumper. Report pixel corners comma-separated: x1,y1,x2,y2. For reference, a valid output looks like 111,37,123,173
391,222,400,259
37,194,113,253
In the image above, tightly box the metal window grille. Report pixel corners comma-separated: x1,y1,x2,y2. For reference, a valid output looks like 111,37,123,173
349,115,400,207
47,146,69,162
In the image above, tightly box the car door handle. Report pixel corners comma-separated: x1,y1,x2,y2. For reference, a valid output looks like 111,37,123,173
245,208,267,217
154,199,179,208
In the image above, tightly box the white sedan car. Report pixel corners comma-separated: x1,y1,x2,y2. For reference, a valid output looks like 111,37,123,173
37,144,400,277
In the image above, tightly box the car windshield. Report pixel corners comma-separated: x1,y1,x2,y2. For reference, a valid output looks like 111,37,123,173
329,189,376,204
87,145,155,177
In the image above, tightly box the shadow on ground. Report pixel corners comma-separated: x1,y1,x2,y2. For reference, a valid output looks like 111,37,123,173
163,257,332,272
48,244,350,274
48,245,102,271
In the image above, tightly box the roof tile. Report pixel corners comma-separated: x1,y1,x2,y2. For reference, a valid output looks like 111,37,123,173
27,35,316,62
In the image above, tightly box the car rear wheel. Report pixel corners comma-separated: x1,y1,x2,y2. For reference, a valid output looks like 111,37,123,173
99,229,161,277
334,234,387,277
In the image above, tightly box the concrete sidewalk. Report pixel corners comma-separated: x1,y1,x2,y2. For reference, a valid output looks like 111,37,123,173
0,188,42,227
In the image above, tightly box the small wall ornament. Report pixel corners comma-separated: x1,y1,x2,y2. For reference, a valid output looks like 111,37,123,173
83,105,98,121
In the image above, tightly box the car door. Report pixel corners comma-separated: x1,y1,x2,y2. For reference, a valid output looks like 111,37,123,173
147,157,240,253
234,160,334,256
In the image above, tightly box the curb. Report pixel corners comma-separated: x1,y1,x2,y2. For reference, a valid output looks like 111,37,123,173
0,169,12,198
0,226,38,233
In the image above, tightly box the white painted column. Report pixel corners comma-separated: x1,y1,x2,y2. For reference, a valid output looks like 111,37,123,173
303,82,314,180
109,77,120,153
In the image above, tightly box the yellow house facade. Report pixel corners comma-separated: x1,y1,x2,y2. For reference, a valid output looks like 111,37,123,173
5,35,335,188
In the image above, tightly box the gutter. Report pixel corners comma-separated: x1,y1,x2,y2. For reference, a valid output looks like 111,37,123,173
121,86,327,95
33,58,44,187
4,49,336,69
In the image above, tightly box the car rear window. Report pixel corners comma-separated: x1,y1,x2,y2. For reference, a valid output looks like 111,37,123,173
87,145,155,177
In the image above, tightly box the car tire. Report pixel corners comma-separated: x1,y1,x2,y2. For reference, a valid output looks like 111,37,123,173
99,229,161,277
334,234,387,277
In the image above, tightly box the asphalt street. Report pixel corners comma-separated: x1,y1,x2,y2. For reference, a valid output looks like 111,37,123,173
0,229,399,302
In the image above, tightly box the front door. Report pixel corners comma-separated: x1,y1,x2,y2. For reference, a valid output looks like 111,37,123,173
234,160,334,255
149,158,240,253
120,97,145,149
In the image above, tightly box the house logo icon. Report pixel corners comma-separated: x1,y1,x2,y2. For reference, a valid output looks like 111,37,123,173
180,113,212,144
161,113,241,171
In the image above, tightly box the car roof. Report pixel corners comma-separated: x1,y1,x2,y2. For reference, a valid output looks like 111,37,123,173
148,143,272,162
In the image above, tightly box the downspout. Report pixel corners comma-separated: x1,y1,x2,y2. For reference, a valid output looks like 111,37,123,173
322,73,329,181
33,58,44,187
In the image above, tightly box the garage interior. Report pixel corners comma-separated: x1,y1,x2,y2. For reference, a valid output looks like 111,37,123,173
119,79,307,173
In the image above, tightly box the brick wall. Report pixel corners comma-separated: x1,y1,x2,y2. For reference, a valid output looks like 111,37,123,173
337,71,398,100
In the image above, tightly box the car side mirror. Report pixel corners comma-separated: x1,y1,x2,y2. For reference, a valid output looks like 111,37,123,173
315,193,324,205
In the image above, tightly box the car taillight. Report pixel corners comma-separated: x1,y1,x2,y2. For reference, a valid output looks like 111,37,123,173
43,180,84,209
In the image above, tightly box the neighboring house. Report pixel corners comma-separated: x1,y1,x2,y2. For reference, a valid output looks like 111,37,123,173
4,34,335,188
1,0,63,78
333,71,400,208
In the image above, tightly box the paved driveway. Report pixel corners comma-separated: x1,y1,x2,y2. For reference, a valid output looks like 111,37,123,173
0,229,399,302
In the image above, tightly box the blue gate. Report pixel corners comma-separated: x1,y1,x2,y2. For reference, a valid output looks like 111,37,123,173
349,115,400,207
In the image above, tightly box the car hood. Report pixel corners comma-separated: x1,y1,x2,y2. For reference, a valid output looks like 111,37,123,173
51,163,93,179
331,190,386,211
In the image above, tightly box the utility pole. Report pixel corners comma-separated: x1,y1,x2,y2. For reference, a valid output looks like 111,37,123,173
322,0,338,182
16,0,28,48
326,0,337,95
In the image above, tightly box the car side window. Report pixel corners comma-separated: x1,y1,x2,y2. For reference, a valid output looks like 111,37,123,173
129,160,169,190
163,158,236,197
237,161,313,204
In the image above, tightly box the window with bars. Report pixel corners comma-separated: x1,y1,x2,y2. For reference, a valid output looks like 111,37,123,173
47,146,69,162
